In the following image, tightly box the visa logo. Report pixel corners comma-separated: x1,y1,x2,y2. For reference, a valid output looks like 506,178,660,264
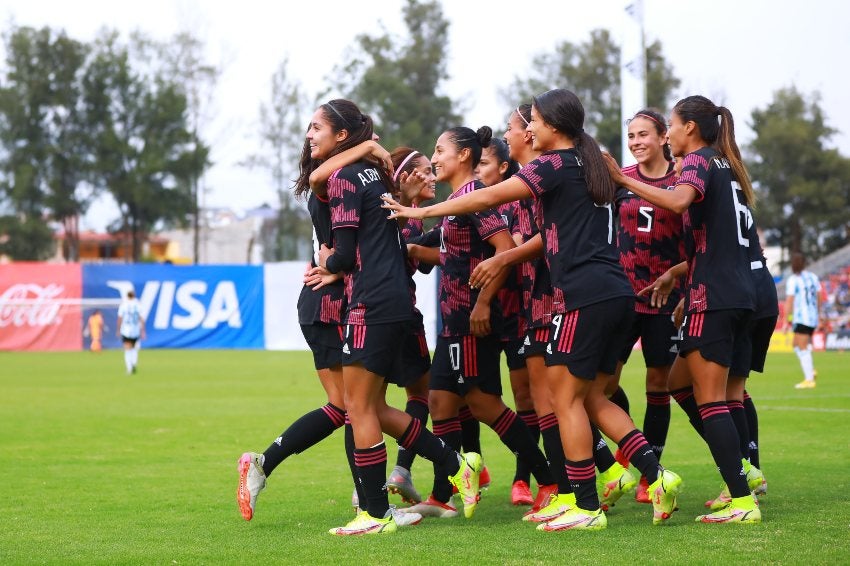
106,280,242,330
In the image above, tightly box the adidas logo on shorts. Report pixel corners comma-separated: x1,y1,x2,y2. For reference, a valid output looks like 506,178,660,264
342,343,350,354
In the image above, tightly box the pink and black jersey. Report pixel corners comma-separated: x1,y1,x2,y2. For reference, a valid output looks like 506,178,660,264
677,147,756,314
297,192,346,325
437,180,508,337
328,161,413,325
616,163,686,315
516,198,553,331
496,200,522,340
516,149,633,312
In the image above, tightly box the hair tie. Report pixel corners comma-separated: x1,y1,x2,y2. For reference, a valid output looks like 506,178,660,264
392,150,420,183
576,127,585,135
515,107,530,126
326,102,351,130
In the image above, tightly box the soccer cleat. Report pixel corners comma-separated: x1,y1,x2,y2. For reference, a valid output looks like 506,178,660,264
387,465,422,504
795,380,816,389
696,495,761,524
511,480,534,506
402,495,459,518
480,465,492,489
389,504,422,527
236,452,266,521
329,509,397,535
523,483,559,520
537,506,607,531
705,484,732,511
523,492,576,523
448,452,482,519
635,476,651,504
743,460,765,492
754,478,768,496
649,468,682,525
598,462,637,510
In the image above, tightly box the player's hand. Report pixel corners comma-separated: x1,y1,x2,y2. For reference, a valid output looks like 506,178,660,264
672,298,686,328
305,266,341,290
638,270,677,308
382,194,425,220
318,244,333,268
469,302,491,337
368,141,394,177
602,152,626,185
469,254,506,290
398,170,429,205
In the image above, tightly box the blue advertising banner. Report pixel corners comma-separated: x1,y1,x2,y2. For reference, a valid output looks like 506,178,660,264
83,265,264,349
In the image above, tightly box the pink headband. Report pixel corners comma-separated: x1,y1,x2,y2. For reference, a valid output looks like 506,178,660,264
634,112,666,131
516,107,530,126
392,150,420,183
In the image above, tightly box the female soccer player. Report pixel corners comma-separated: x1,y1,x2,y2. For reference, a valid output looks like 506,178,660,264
785,253,821,389
400,125,557,520
475,138,537,506
609,108,684,503
605,95,761,523
296,99,481,535
384,89,682,531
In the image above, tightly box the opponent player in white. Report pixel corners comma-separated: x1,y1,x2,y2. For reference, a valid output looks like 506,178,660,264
117,290,146,375
784,253,820,389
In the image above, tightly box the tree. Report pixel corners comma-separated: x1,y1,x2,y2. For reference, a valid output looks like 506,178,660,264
0,26,91,260
243,58,313,261
748,87,850,259
82,31,206,262
329,0,461,165
501,31,680,163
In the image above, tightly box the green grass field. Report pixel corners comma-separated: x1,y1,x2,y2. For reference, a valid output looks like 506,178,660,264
1,349,849,564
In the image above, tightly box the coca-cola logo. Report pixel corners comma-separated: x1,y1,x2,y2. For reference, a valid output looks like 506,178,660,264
0,284,65,327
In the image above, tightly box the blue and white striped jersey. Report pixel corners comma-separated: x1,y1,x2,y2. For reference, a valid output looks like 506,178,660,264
786,271,820,328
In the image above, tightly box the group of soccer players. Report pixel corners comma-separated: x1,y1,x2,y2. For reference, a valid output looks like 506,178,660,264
237,87,775,534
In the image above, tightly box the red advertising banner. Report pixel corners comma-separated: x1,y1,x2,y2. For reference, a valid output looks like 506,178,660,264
0,263,83,351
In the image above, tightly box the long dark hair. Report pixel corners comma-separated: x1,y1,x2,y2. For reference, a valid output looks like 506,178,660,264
673,95,755,206
532,89,614,205
628,107,672,162
444,126,492,169
293,99,382,198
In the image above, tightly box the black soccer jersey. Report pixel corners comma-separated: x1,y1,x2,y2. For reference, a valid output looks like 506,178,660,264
437,180,508,337
517,198,553,330
328,161,413,325
297,192,346,325
677,147,756,314
516,149,634,312
496,200,522,339
616,163,685,315
401,215,426,316
744,210,779,319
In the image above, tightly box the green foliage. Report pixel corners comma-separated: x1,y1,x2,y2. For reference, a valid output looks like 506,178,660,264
329,0,461,164
748,86,850,259
0,214,55,260
1,349,849,563
501,31,680,163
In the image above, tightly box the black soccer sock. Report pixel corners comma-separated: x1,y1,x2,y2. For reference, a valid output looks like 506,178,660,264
591,424,617,473
643,392,671,462
354,443,390,519
565,458,599,511
429,417,462,503
262,403,345,477
396,395,429,471
514,410,538,483
727,400,750,460
459,405,481,454
618,429,661,484
609,386,630,415
539,413,572,493
699,402,750,498
397,415,462,501
670,386,705,438
491,408,554,486
344,416,366,508
743,391,760,468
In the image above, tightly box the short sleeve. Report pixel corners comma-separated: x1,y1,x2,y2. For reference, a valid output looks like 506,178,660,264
785,276,797,297
328,168,361,229
676,152,710,202
470,209,508,241
515,153,570,199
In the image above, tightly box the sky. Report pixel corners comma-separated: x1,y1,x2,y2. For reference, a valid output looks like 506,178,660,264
2,0,849,230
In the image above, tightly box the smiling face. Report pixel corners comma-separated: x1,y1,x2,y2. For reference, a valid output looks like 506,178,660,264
474,145,508,187
666,110,688,158
305,108,345,160
528,105,556,152
627,116,667,166
411,155,436,202
503,111,530,162
431,131,468,184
